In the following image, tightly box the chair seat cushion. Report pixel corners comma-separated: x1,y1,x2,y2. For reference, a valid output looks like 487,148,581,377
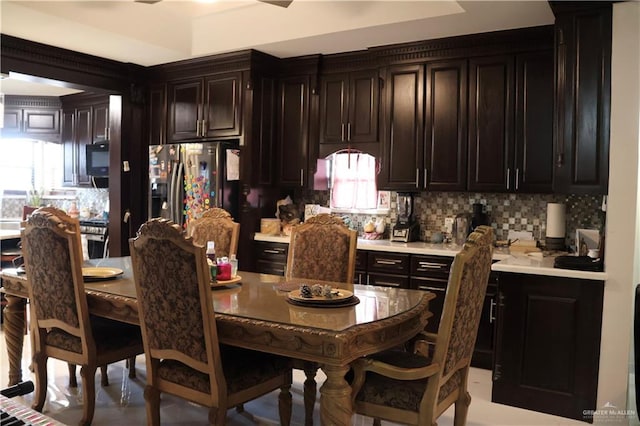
46,316,142,354
354,350,462,411
157,345,291,394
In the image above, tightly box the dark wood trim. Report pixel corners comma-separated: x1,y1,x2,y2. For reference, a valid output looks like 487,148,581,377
4,95,61,109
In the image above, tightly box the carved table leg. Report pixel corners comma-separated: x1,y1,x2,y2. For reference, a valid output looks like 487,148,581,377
319,364,352,426
4,295,27,386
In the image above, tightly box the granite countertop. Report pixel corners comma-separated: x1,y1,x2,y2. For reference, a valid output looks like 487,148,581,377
253,232,608,281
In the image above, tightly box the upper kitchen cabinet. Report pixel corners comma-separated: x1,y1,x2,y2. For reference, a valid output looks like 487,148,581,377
377,64,424,190
318,69,380,158
277,74,311,187
1,96,61,142
424,60,468,191
468,51,554,193
167,71,242,142
147,84,166,146
551,2,611,195
92,102,109,141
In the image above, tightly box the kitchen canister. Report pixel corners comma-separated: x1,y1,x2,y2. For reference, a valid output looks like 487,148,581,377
260,218,281,235
545,203,566,250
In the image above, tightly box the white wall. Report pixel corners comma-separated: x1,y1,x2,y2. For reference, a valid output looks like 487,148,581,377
596,2,640,423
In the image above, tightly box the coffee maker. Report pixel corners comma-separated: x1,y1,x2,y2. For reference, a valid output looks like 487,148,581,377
391,193,420,242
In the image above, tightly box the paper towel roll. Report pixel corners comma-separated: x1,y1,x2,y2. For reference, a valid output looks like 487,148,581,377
546,203,566,238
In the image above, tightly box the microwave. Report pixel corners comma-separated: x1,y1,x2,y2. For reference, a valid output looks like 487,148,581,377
86,142,109,177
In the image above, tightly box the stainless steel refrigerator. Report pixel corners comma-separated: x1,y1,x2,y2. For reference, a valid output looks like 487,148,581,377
148,141,239,229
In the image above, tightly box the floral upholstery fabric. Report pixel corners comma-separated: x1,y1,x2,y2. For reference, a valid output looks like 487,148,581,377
288,225,352,282
46,317,142,354
157,345,291,394
134,238,208,362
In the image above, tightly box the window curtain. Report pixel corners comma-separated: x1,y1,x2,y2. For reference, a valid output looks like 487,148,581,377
330,152,377,209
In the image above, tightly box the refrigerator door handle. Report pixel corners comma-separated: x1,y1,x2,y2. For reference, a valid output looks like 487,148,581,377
168,160,177,221
174,162,184,226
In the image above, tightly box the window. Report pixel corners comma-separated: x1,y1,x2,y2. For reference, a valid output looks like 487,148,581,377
0,138,63,192
329,151,377,210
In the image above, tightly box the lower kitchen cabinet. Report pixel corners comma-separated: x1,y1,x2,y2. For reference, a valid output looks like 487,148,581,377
492,272,604,422
254,241,288,276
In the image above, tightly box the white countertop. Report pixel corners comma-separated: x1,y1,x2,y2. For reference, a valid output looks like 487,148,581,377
254,232,607,281
0,230,21,241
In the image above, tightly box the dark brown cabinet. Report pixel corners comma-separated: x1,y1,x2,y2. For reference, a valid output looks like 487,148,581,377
277,75,311,187
1,96,61,142
424,60,468,191
167,72,242,142
62,107,92,186
492,272,604,422
409,255,454,333
378,64,424,190
468,51,554,193
92,102,109,141
318,69,380,157
147,84,167,146
254,241,288,276
551,3,611,195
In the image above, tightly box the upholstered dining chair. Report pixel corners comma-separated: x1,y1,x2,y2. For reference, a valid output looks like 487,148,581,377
186,208,240,259
20,208,144,426
350,225,494,426
129,218,292,426
285,213,358,425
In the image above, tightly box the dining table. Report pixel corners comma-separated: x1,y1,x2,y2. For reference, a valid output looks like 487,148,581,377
1,256,435,426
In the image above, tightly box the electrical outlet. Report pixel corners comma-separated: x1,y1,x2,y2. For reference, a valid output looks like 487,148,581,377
444,217,454,234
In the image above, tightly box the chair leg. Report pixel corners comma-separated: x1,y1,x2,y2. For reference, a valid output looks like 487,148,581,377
373,419,381,426
68,363,78,387
79,365,97,426
303,362,318,426
453,390,472,426
127,356,137,378
31,353,48,412
144,385,161,426
208,406,226,426
100,365,109,386
279,382,293,426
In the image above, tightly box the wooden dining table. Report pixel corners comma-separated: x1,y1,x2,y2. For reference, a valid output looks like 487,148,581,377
1,256,434,426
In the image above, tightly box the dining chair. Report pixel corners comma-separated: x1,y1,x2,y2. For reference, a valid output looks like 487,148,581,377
285,213,357,425
186,207,240,259
20,208,144,426
129,218,292,426
350,225,494,426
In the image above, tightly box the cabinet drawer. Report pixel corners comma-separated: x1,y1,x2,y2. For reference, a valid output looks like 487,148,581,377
411,255,453,279
368,252,410,275
254,241,288,261
411,277,447,333
355,250,367,271
255,259,286,276
368,273,409,289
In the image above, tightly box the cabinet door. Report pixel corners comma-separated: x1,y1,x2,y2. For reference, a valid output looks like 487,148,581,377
425,60,467,191
204,72,242,138
378,64,424,190
168,79,202,141
492,273,604,421
468,56,515,192
553,7,611,194
319,73,349,145
277,75,310,187
514,51,554,193
411,277,446,333
24,109,60,137
62,110,76,186
2,108,23,135
92,103,109,141
75,107,93,186
348,69,379,144
148,84,166,146
472,282,497,370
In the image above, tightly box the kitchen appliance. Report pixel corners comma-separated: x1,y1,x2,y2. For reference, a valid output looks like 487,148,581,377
86,142,109,177
391,192,419,242
79,217,108,258
148,141,239,229
452,212,471,245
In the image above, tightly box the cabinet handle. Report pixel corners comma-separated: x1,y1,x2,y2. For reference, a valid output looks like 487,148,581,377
300,169,304,186
196,120,201,137
347,122,352,141
105,127,109,140
376,259,401,265
418,261,446,269
506,168,510,190
489,298,497,323
366,275,370,285
341,123,345,142
419,286,445,292
201,120,206,137
375,281,401,287
263,249,282,254
424,168,428,188
415,168,419,188
515,168,520,191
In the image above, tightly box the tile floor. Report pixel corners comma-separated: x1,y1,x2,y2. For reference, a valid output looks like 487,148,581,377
0,328,596,425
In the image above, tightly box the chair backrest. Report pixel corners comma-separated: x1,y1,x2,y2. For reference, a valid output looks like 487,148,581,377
285,213,357,284
425,225,493,413
187,208,240,259
129,218,225,401
20,208,93,361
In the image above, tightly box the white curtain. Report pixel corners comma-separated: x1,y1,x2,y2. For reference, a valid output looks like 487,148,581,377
330,152,377,209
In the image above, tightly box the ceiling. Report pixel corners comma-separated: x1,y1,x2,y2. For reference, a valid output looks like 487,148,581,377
0,0,555,96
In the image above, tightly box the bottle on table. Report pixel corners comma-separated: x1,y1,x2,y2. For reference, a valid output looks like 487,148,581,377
206,241,217,281
229,254,238,278
217,257,231,281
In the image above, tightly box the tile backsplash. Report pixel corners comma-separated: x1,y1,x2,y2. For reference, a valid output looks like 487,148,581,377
1,188,109,220
293,189,605,250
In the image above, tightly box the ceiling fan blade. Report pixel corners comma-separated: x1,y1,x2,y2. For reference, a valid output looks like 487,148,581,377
258,0,293,8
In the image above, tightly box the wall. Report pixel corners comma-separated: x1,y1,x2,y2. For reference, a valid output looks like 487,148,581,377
295,189,603,250
597,2,640,423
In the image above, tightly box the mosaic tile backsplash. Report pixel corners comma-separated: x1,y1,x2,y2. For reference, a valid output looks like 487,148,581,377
294,189,605,251
1,188,109,219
